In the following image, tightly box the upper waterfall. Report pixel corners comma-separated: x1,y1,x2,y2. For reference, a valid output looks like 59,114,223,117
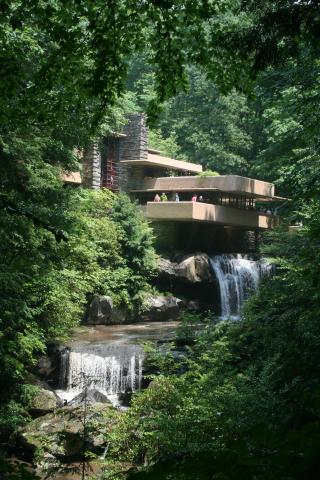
209,254,272,320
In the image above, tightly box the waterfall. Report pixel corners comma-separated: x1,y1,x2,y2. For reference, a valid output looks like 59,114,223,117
58,347,70,389
56,343,144,405
209,254,272,320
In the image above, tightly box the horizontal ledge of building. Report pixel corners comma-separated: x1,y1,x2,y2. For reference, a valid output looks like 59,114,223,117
129,174,278,197
145,201,277,213
61,172,82,183
132,187,219,192
120,155,202,173
144,202,277,229
131,189,283,201
148,148,162,154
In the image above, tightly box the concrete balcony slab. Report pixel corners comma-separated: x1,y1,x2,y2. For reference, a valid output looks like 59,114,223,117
132,175,275,199
145,202,276,229
120,154,202,174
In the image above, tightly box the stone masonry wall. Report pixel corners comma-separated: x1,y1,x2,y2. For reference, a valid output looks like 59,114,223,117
82,142,101,189
119,113,148,191
81,114,148,190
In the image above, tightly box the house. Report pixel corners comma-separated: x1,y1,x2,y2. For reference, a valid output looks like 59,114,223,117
63,114,283,251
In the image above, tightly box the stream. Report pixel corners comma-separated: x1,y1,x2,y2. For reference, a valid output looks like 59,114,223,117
15,255,273,479
55,322,179,406
55,255,271,406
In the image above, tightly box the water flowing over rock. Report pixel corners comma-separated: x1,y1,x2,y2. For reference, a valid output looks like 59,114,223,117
209,254,272,319
56,343,144,405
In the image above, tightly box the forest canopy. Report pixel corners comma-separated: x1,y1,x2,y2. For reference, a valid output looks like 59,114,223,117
0,0,320,479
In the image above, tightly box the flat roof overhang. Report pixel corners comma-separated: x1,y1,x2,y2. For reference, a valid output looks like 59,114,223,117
145,202,276,229
120,153,203,174
107,132,127,138
148,148,162,154
61,171,82,184
130,175,278,200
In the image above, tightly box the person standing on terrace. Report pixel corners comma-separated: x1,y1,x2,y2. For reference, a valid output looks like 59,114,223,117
161,192,168,202
191,194,197,202
154,193,161,202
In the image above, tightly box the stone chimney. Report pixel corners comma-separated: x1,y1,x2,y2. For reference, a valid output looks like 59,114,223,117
82,142,101,189
119,113,148,191
81,113,148,191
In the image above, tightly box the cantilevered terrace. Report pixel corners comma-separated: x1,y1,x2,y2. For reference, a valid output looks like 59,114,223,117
60,111,281,231
122,154,280,230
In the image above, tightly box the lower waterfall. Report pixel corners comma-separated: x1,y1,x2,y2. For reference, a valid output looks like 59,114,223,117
209,254,272,320
56,343,144,405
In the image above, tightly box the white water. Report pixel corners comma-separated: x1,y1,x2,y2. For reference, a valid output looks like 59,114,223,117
55,322,179,407
56,344,144,405
209,254,272,320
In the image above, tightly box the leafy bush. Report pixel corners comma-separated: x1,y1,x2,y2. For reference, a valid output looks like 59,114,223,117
110,194,157,309
198,170,220,177
0,188,156,442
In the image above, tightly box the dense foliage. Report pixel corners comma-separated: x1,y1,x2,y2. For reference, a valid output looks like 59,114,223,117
0,188,155,442
103,216,320,480
99,2,320,479
157,69,253,175
1,0,320,479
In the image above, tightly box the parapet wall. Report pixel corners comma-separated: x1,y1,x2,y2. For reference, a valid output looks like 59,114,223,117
134,175,274,198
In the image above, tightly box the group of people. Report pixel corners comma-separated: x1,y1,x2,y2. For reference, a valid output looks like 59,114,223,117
153,192,169,202
151,195,278,216
191,194,204,202
153,193,204,202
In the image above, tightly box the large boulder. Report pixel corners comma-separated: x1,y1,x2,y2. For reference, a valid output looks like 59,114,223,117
29,385,63,417
19,403,116,465
34,355,55,378
158,254,212,283
158,257,176,277
30,343,69,391
85,297,134,325
110,305,132,324
87,295,113,325
142,295,184,322
68,389,111,406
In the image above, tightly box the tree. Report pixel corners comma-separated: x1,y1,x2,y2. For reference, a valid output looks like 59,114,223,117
0,188,156,445
110,194,157,308
157,68,253,174
249,47,320,204
103,217,320,480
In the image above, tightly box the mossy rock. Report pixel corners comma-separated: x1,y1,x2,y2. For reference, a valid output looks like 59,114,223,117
19,403,118,466
28,386,63,416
